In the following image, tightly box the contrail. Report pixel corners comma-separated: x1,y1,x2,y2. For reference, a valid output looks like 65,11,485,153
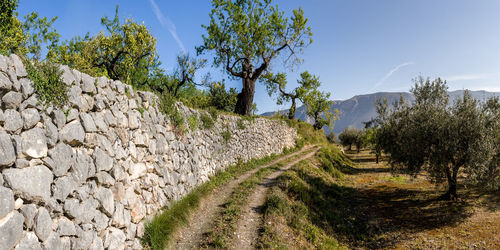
148,0,186,54
373,62,414,89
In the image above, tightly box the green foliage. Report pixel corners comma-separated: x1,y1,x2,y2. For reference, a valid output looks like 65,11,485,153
25,60,68,107
303,84,337,130
208,106,219,120
207,80,238,112
326,131,337,144
197,0,313,115
376,76,500,197
221,125,231,144
200,112,215,130
236,119,246,130
158,92,186,133
285,118,327,148
338,127,364,151
50,5,158,85
187,115,199,131
264,71,321,119
137,107,144,117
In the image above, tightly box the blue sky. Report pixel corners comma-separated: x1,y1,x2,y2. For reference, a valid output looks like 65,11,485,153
18,0,500,113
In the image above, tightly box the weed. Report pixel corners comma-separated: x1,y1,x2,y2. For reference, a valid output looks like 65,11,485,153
137,107,145,117
208,106,218,120
25,59,68,107
236,119,246,130
221,126,231,144
200,112,215,130
187,115,199,131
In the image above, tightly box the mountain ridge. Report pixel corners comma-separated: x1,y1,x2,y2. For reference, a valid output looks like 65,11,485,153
262,90,500,135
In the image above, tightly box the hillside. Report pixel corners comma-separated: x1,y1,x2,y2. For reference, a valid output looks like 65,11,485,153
262,90,500,135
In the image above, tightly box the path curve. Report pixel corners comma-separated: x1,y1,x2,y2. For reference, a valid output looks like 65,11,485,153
229,147,320,250
172,145,316,249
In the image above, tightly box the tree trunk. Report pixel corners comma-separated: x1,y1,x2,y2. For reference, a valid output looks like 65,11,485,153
235,77,256,116
442,167,458,200
288,98,296,119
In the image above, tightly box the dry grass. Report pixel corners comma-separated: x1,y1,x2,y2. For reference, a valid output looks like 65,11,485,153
343,149,500,249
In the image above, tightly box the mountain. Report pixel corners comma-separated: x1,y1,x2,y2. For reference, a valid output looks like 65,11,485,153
262,90,500,135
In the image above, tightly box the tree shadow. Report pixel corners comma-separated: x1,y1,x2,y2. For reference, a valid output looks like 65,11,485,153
287,169,482,249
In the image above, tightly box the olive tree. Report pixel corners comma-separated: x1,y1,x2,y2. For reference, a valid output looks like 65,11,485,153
303,89,336,130
264,71,320,119
376,76,499,199
197,0,313,116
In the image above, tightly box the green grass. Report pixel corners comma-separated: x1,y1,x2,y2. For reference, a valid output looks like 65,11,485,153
258,145,359,249
200,112,215,129
221,126,231,144
141,148,298,249
205,149,314,248
236,119,246,130
187,115,199,131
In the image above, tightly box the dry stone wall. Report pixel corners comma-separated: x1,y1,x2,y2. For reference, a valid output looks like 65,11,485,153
0,54,297,250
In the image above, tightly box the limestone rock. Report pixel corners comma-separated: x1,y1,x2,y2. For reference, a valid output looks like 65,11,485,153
0,72,12,91
72,150,95,183
45,119,59,147
52,176,78,201
129,163,146,180
34,207,52,241
19,78,34,98
80,113,97,132
10,54,27,77
95,187,114,216
57,217,76,236
112,203,130,228
14,232,42,250
51,109,66,129
2,91,23,109
95,171,115,187
0,130,15,166
3,165,52,202
104,227,126,250
93,148,113,172
43,232,63,250
81,73,97,94
20,204,37,230
48,143,74,177
0,186,14,219
60,120,85,146
4,109,23,132
60,65,77,85
21,108,40,129
0,211,24,250
21,127,48,158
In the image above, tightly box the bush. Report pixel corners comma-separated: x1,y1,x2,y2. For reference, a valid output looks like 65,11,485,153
207,81,238,112
200,113,215,130
25,60,68,107
326,131,336,143
221,126,231,144
187,115,199,131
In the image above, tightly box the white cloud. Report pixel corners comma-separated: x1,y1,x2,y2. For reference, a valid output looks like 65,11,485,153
373,62,414,90
148,0,186,54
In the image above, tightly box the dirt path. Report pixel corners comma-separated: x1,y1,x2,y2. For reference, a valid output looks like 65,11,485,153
171,145,316,249
229,147,320,250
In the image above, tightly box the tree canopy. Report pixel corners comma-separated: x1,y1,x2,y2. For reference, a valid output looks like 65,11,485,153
264,70,321,119
375,77,500,199
303,88,336,130
197,0,313,116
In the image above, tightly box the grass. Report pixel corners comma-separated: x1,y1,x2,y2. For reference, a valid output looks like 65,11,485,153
187,114,199,131
258,144,359,249
221,125,231,144
204,149,315,248
200,112,215,129
141,147,298,249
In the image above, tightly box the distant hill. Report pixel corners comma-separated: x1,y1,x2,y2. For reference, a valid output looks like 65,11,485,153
262,90,500,135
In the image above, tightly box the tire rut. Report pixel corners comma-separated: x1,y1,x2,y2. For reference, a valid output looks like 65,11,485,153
229,147,320,250
171,145,316,249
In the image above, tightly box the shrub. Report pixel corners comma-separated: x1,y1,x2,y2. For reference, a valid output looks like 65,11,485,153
25,60,68,107
187,115,199,131
200,113,215,130
221,126,231,144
